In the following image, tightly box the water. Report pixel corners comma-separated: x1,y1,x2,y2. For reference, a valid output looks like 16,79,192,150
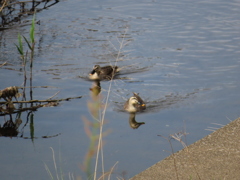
1,0,240,179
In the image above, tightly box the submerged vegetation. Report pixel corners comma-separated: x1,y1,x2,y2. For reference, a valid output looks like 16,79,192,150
0,15,81,140
0,0,59,28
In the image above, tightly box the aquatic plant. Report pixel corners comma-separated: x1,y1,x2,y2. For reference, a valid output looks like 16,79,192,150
0,0,59,27
0,14,82,138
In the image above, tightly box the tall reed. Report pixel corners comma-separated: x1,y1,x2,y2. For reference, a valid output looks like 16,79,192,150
15,14,36,142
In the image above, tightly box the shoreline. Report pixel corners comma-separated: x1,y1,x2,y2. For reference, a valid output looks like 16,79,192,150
130,117,240,180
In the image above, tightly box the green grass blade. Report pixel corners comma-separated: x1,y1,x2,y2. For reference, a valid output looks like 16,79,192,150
18,33,23,54
15,44,23,56
23,35,32,51
16,34,23,56
30,14,35,44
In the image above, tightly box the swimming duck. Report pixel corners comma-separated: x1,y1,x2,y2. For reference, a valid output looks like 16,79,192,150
124,93,146,113
89,65,119,80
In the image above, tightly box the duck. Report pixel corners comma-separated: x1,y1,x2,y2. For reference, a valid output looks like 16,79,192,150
89,65,119,80
124,93,146,113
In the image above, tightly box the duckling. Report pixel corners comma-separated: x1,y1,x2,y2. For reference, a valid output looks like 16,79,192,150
89,65,119,80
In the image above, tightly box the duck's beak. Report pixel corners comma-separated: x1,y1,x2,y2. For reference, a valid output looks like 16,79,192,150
142,104,146,107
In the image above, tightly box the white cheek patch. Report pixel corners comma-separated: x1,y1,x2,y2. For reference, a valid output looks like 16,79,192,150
89,72,99,80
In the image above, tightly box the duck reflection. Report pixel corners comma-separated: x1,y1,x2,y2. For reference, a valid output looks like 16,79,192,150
89,80,101,96
128,113,145,129
124,92,146,129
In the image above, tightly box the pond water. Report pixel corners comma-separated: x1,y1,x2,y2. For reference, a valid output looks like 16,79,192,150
1,0,240,179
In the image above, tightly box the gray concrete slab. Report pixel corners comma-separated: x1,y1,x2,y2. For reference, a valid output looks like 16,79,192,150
130,118,240,180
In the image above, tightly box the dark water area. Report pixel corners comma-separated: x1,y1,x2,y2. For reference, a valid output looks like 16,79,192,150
1,0,240,179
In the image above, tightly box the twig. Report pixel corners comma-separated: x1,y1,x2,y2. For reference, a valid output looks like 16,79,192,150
0,102,54,116
19,85,58,89
107,161,118,180
47,91,60,100
2,0,51,8
0,0,8,12
0,62,7,67
22,133,61,139
0,96,82,104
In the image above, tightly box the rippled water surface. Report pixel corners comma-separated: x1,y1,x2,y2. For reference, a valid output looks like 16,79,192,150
1,0,240,179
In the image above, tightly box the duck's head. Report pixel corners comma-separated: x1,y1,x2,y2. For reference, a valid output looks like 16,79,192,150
129,97,139,105
89,65,101,80
133,92,146,110
124,97,140,113
93,65,101,70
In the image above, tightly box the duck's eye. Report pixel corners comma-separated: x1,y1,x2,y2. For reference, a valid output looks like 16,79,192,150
94,65,100,69
90,70,96,74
